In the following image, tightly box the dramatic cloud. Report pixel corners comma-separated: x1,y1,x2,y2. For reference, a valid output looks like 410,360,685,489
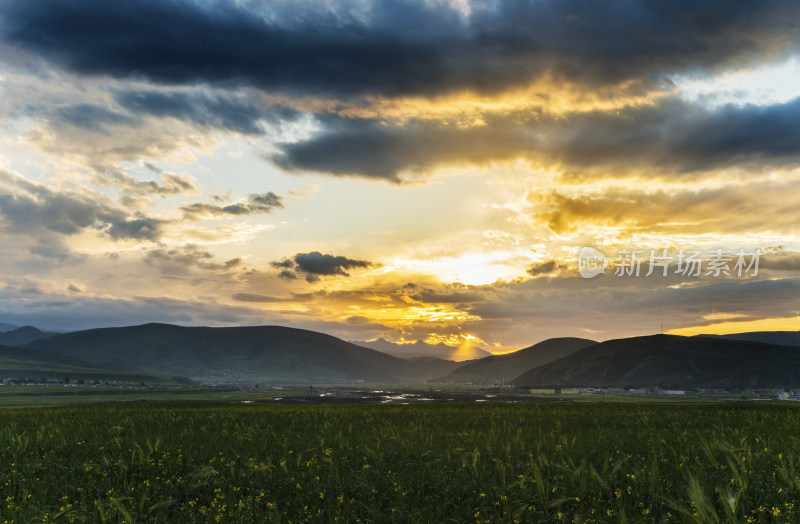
4,0,800,98
0,291,274,331
447,274,800,346
105,217,164,241
145,245,242,275
231,293,288,303
28,236,79,262
8,0,800,181
56,103,140,134
0,0,798,348
273,115,529,181
527,260,569,277
531,178,800,236
273,251,373,282
114,90,298,135
294,252,372,276
0,170,166,241
98,168,198,197
275,97,800,180
181,192,283,218
409,285,488,305
759,252,800,271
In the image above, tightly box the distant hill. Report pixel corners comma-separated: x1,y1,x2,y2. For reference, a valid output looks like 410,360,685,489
0,323,19,332
0,326,54,346
514,334,800,388
353,338,491,361
27,323,437,383
434,337,596,384
404,356,472,378
0,344,180,383
697,331,800,347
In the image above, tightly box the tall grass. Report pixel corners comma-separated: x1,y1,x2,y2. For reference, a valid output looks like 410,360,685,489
0,402,798,522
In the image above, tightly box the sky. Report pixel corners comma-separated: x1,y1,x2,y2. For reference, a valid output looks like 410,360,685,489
0,0,799,353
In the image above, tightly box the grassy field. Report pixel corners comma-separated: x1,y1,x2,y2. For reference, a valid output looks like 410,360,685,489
0,386,304,408
1,402,800,522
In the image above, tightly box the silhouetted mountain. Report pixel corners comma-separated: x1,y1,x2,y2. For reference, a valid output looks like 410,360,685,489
27,323,434,383
353,338,491,361
697,331,800,347
0,323,19,332
514,334,800,388
0,344,178,383
0,326,54,346
433,337,596,384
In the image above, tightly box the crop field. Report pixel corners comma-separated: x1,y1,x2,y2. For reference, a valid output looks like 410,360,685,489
1,403,800,523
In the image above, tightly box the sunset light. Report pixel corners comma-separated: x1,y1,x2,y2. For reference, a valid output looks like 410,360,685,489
0,0,798,355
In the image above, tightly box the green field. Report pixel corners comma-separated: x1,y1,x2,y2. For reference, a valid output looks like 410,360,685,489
0,386,304,408
2,402,800,522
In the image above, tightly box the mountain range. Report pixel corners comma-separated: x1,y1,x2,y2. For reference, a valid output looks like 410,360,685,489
0,326,54,346
514,334,800,388
0,343,182,383
434,337,596,383
23,323,446,384
352,338,491,361
1,322,799,388
697,331,800,347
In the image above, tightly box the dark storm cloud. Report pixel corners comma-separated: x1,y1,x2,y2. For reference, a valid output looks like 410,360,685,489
540,97,800,176
273,116,529,180
56,103,140,134
114,90,297,135
9,0,800,182
181,192,283,218
275,97,800,179
666,99,800,171
3,0,800,98
0,170,166,241
294,252,372,276
272,251,373,282
52,91,298,140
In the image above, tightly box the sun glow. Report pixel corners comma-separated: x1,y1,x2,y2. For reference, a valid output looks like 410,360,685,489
425,333,486,360
342,306,479,327
266,76,669,124
667,316,800,337
387,250,533,286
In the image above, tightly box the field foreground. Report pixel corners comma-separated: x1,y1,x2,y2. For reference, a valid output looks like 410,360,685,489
2,403,800,522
